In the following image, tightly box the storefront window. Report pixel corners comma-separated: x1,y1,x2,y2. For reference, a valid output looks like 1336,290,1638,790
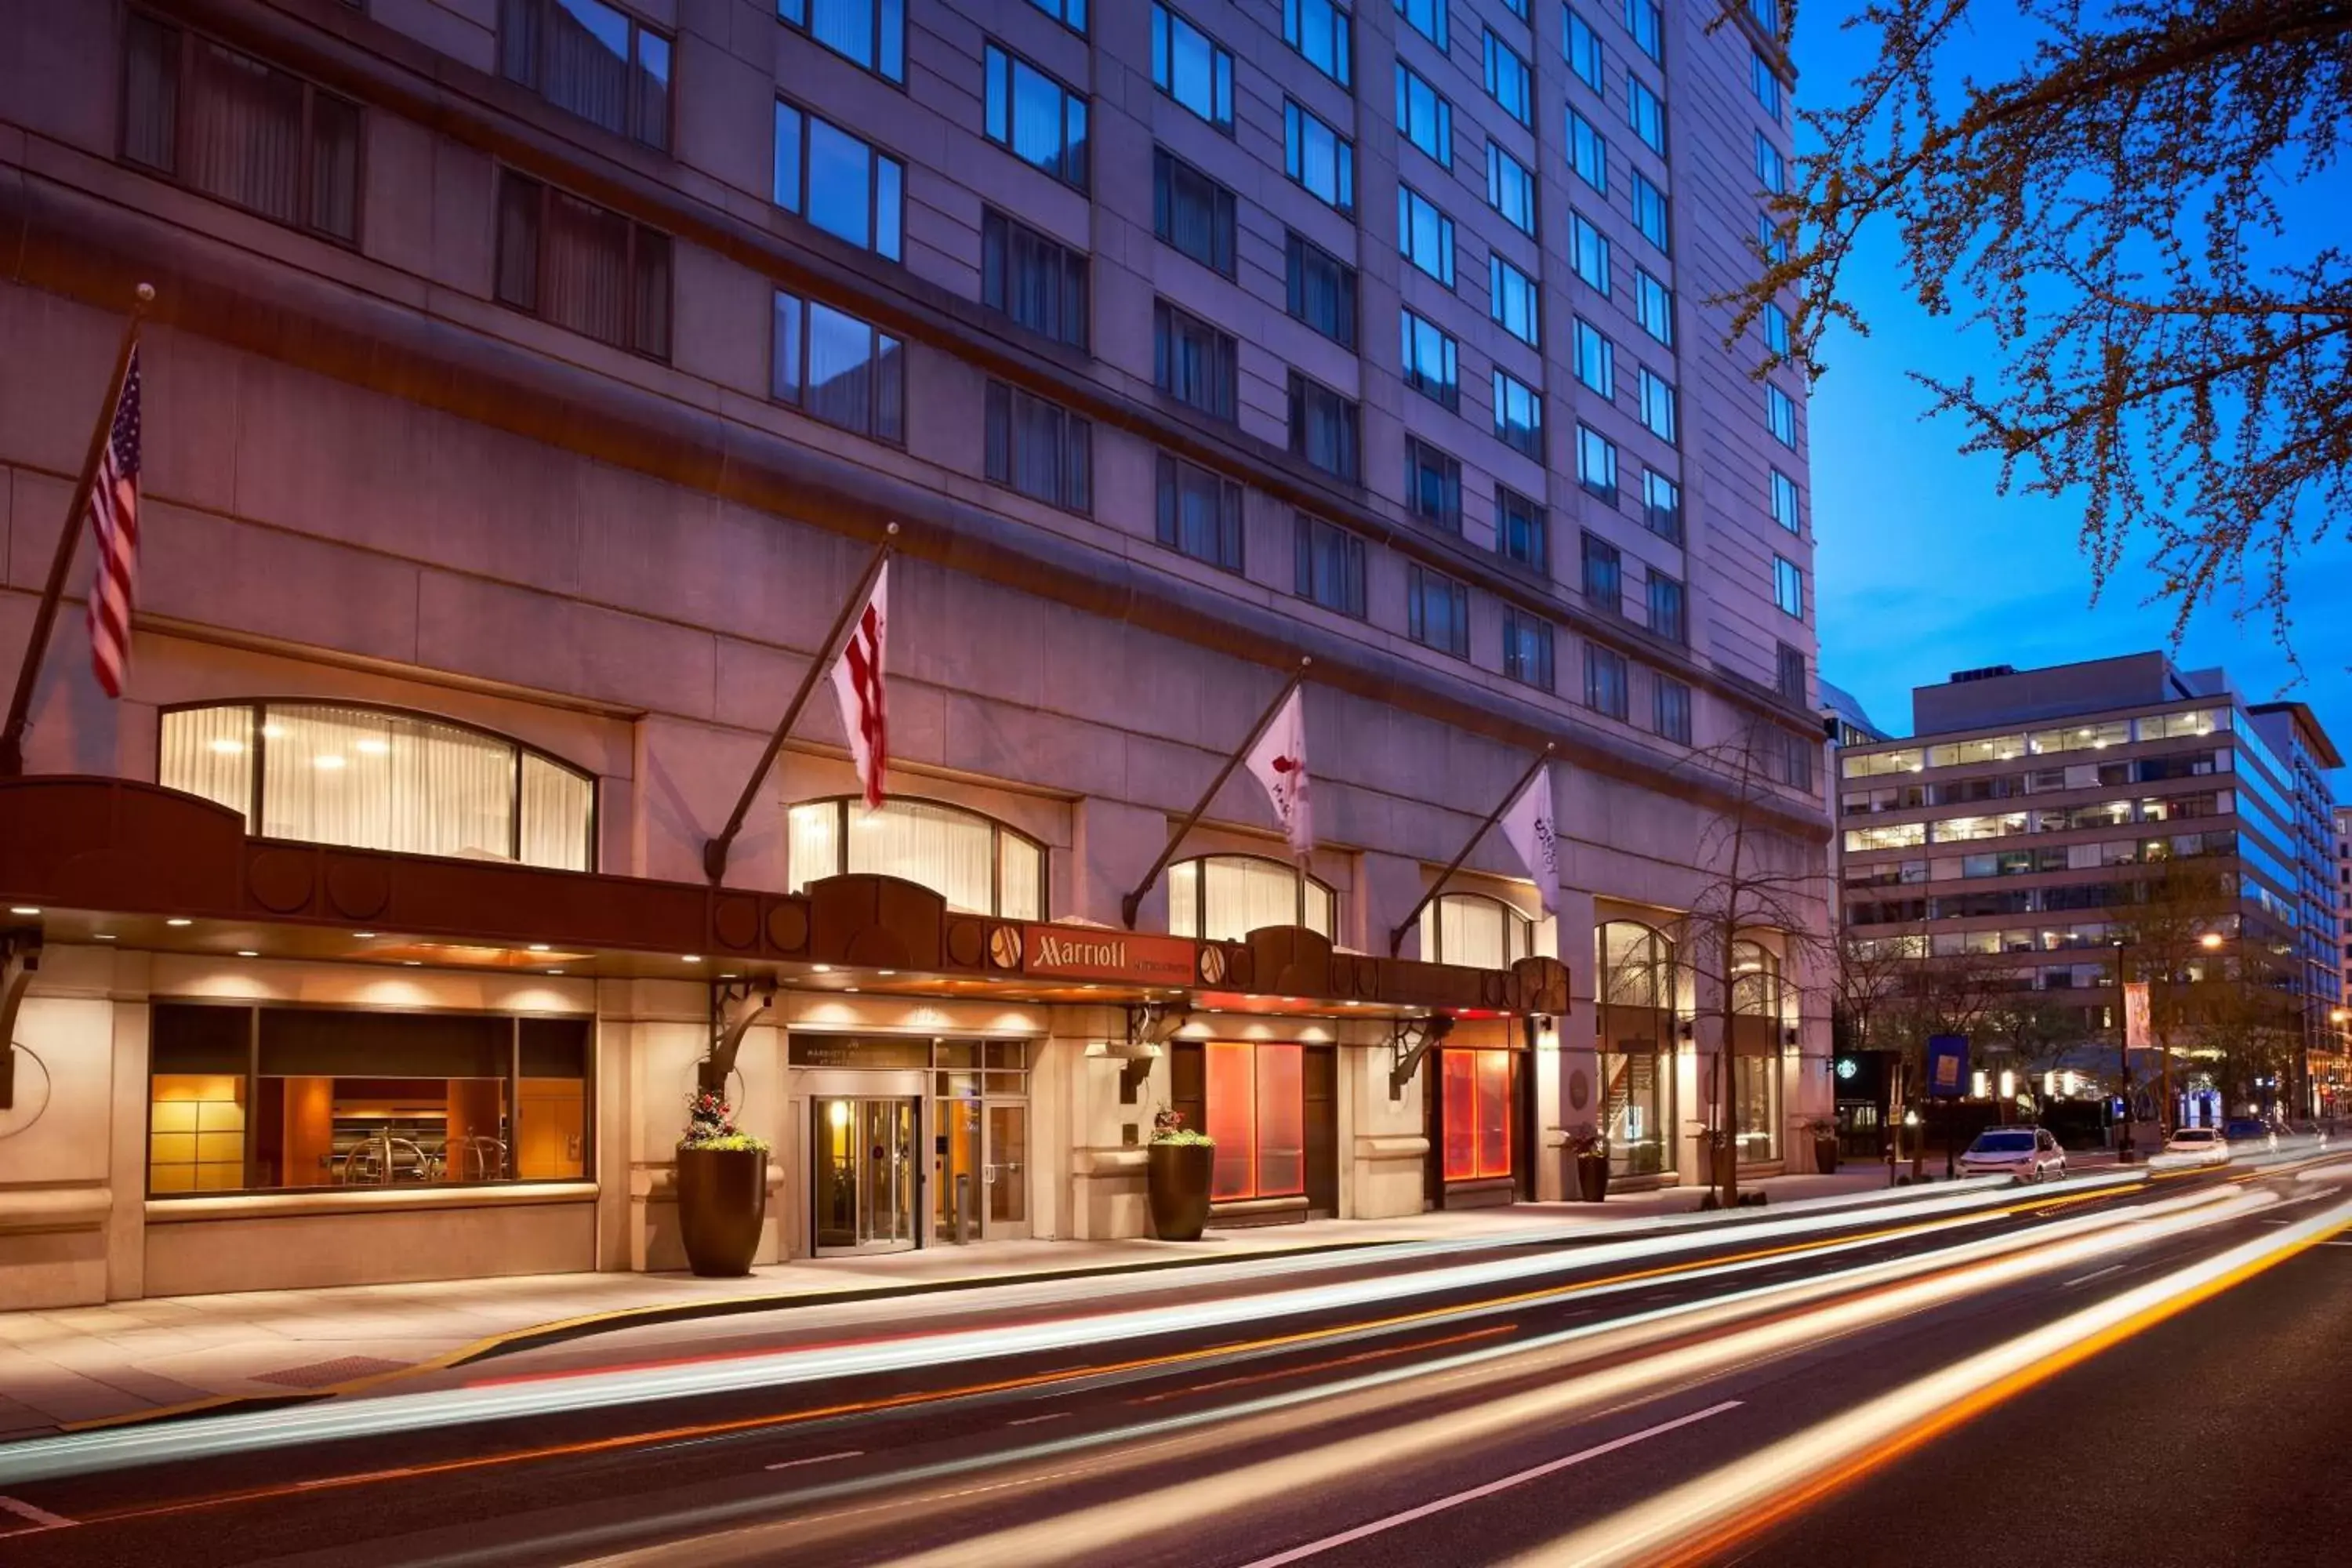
788,797,1045,919
1420,892,1537,967
1167,855,1336,941
1730,938,1785,1163
159,702,595,870
147,1003,590,1196
1597,920,1679,1178
1197,1040,1305,1200
1439,1049,1515,1180
1735,1054,1781,1163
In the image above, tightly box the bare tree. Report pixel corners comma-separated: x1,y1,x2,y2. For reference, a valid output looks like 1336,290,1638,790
1978,994,2085,1119
2106,854,2238,1129
1730,0,2352,656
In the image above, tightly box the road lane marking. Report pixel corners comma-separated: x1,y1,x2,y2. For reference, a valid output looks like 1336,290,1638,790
2063,1265,2125,1287
765,1450,862,1472
1231,1402,1744,1568
1005,1412,1070,1427
0,1495,75,1529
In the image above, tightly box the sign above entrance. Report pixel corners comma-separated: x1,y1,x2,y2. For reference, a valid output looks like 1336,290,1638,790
1022,927,1195,986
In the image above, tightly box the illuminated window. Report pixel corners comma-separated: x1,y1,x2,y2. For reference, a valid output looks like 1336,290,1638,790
1440,1049,1515,1180
788,797,1044,920
1168,855,1336,941
1204,1040,1305,1200
1420,891,1537,967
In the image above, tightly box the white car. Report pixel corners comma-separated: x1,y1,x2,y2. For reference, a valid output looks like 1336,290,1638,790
2161,1126,2231,1167
1958,1127,2067,1182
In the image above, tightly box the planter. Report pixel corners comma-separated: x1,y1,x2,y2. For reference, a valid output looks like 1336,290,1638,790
1813,1134,1841,1175
1147,1142,1214,1241
676,1145,768,1277
1573,1152,1610,1203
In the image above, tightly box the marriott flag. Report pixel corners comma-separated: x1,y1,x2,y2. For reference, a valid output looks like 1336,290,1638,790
1244,687,1313,858
1498,763,1560,915
829,560,889,809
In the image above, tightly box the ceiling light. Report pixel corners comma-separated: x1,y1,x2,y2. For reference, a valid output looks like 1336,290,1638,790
94,933,117,941
877,970,896,977
811,964,833,974
528,943,551,953
354,931,377,939
8,906,38,916
547,968,565,975
314,754,347,771
403,960,423,967
236,949,258,958
843,985,860,993
682,954,702,964
166,917,192,927
720,972,739,979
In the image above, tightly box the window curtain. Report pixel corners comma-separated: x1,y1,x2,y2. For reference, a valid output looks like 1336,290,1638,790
540,0,632,137
787,802,840,892
186,40,302,224
845,800,994,914
805,303,874,434
1202,858,1303,942
122,16,180,172
160,706,256,827
540,187,632,347
1427,895,1527,968
260,706,515,861
1167,859,1200,937
998,836,1042,920
519,753,593,871
307,93,361,240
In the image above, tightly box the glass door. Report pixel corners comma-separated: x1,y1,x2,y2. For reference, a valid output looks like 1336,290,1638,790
811,1096,920,1255
984,1102,1029,1239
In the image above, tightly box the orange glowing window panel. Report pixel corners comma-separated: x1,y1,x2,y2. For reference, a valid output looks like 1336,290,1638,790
1203,1040,1308,1201
1441,1049,1514,1181
1205,1041,1256,1200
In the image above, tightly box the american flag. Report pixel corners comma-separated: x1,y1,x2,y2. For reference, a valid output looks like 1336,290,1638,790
86,347,143,698
828,560,889,809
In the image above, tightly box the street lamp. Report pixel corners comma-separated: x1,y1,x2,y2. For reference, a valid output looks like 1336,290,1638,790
2111,937,2136,1163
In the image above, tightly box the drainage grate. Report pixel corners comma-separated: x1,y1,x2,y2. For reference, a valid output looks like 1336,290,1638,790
250,1356,408,1389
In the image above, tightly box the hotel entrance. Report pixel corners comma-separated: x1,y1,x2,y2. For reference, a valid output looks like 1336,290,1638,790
811,1095,920,1255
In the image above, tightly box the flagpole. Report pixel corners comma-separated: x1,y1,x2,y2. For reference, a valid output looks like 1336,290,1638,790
702,523,896,885
1388,743,1555,957
1119,656,1312,931
0,283,153,778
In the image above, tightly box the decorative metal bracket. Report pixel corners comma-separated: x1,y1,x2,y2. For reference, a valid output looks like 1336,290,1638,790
1388,1014,1454,1100
1,927,41,1112
1114,1001,1191,1103
699,977,776,1097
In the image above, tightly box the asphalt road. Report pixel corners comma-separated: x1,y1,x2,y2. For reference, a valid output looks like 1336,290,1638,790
2,1153,2345,1568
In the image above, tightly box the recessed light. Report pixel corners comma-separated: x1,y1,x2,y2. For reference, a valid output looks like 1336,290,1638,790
877,970,896,977
811,964,833,974
403,960,423,967
8,906,38,916
528,943,551,953
94,933,117,942
843,986,860,993
547,968,565,975
720,972,739,979
682,954,702,964
354,931,377,939
236,949,259,958
166,917,193,927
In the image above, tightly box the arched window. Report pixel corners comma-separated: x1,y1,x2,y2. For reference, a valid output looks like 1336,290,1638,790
159,702,596,870
1598,920,1676,1011
1730,940,1784,1017
787,797,1045,920
1420,892,1535,967
1167,855,1335,942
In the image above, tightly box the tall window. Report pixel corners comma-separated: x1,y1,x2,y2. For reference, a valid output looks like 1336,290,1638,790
497,172,670,358
777,0,906,84
1490,255,1540,347
1401,310,1461,410
1773,554,1806,618
1755,132,1786,193
1597,920,1677,1176
1295,514,1368,619
1573,318,1616,398
1398,186,1456,284
1487,142,1536,236
1585,644,1630,719
1152,5,1235,130
499,0,670,150
1627,76,1665,154
1494,372,1544,459
1287,0,1353,87
1762,301,1791,356
1396,63,1454,167
985,43,1088,188
981,209,1088,350
1200,1040,1307,1201
1766,383,1799,446
1156,452,1245,571
1289,372,1363,482
1632,171,1670,252
1625,0,1664,60
1285,101,1356,211
1566,9,1606,94
1571,212,1613,293
1396,0,1448,50
1770,469,1802,533
1287,232,1359,349
773,292,903,442
1154,149,1238,276
161,702,596,870
1029,0,1087,31
1759,212,1791,263
1635,269,1674,346
1169,855,1337,939
774,100,903,260
1577,423,1618,502
1406,438,1463,532
1502,610,1555,691
1483,31,1532,125
1408,565,1472,658
1154,299,1238,421
1497,485,1548,573
1642,469,1682,541
1582,531,1622,611
122,15,361,244
1439,1048,1516,1182
1570,109,1609,193
1638,368,1679,444
789,797,1044,919
1752,51,1784,121
1648,571,1686,642
985,382,1091,514
1777,641,1808,702
1422,892,1538,967
1653,676,1692,742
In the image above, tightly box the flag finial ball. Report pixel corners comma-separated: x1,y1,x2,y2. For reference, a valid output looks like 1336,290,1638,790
135,282,155,304
885,521,900,537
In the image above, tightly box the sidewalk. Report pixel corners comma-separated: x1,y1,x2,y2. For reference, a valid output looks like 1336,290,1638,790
0,1167,1910,1439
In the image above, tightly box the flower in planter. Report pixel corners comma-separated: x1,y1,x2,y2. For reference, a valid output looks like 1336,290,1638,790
1568,1121,1609,1159
679,1089,771,1153
1149,1105,1215,1146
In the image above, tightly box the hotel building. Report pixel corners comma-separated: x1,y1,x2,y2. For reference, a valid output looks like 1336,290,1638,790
0,0,1826,1307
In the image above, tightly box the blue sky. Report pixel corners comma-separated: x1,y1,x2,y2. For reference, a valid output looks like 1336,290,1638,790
1795,7,2352,753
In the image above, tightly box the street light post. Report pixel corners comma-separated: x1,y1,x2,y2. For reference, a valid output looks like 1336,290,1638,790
2111,938,2136,1163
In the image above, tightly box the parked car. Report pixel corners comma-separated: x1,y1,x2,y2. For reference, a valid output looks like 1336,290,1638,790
2222,1117,2278,1152
2161,1126,2231,1167
1958,1126,2067,1182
